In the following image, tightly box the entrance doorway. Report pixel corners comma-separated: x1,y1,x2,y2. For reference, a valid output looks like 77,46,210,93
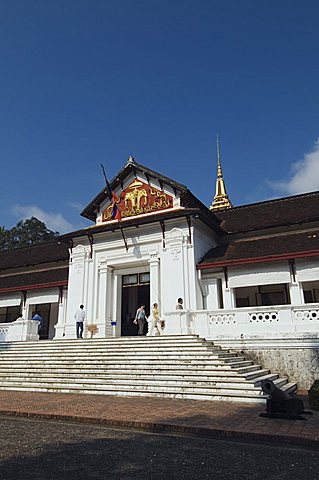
121,272,150,336
30,303,51,340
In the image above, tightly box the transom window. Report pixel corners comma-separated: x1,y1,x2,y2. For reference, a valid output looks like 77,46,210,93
122,273,150,287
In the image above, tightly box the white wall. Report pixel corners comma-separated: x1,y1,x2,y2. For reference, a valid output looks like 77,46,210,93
228,262,290,288
64,217,208,338
296,258,319,282
0,293,22,308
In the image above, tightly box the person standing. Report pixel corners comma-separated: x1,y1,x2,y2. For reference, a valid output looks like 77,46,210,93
32,312,43,332
147,302,164,336
134,304,146,335
175,298,184,310
74,304,85,338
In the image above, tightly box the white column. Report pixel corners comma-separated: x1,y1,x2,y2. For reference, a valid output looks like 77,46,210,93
54,288,68,339
161,228,187,313
64,245,87,338
149,252,160,309
289,260,303,305
21,292,27,319
112,272,121,336
185,240,197,310
206,278,220,310
222,278,233,309
290,283,303,305
105,266,113,337
97,261,113,337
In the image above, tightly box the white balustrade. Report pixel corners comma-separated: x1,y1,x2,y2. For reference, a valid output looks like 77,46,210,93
188,304,319,339
1,304,318,342
0,318,39,342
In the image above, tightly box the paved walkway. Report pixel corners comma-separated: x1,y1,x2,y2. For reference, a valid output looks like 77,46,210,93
0,391,318,449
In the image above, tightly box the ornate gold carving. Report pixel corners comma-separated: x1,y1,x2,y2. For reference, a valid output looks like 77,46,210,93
102,179,173,222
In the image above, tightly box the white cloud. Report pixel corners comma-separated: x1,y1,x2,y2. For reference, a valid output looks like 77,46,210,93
12,205,76,234
67,201,84,211
268,137,319,196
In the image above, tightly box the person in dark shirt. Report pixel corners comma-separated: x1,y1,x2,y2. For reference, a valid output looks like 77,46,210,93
32,313,43,332
134,304,147,335
175,298,184,310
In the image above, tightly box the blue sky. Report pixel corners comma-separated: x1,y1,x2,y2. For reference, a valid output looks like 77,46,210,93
1,0,319,233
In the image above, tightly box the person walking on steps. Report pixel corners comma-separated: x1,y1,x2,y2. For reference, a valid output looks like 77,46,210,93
147,303,163,336
134,304,147,335
75,304,85,338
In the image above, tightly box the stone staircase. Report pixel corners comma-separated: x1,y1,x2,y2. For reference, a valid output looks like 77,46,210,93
0,335,297,403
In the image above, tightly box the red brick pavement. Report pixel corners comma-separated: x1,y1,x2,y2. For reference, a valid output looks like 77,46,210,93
0,390,318,448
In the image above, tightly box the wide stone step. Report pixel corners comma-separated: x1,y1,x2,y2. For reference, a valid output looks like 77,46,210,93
0,345,229,354
250,373,279,386
0,340,205,346
0,336,202,348
241,369,271,380
1,359,260,373
0,358,253,370
0,383,267,403
0,378,269,396
0,350,229,359
0,369,263,383
0,373,287,390
234,365,263,374
0,365,247,382
280,382,297,395
0,372,251,384
0,350,237,360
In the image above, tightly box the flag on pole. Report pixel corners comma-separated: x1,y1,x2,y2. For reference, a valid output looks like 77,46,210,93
100,164,127,249
111,200,121,221
100,164,122,220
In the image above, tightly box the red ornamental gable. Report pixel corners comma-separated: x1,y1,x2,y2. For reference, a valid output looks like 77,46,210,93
102,179,173,222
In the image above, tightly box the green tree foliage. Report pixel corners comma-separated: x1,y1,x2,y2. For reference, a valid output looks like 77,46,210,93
0,226,10,250
0,217,59,250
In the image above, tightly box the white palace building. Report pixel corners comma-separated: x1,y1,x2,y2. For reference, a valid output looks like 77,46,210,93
0,154,318,392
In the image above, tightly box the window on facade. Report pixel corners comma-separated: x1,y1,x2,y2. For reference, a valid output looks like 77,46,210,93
123,274,138,286
302,281,319,303
235,284,290,308
122,273,150,287
0,305,21,323
139,273,150,284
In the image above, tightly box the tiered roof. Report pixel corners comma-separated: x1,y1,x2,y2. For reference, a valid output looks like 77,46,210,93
1,160,319,281
0,242,69,294
199,190,319,268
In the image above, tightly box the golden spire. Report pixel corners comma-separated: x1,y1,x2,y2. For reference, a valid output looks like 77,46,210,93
210,135,233,211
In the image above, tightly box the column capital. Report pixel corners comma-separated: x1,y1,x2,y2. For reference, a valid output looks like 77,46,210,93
98,260,113,275
149,251,159,265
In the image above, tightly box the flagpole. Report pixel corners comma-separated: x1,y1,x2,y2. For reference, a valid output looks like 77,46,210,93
100,164,128,251
119,225,128,251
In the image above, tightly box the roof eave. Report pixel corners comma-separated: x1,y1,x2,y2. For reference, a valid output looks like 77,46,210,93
80,160,189,221
197,249,319,269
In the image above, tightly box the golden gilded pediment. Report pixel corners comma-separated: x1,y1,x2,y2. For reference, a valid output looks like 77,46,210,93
102,179,173,222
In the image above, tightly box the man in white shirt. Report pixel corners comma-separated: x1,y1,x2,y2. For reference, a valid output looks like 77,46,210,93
74,304,85,338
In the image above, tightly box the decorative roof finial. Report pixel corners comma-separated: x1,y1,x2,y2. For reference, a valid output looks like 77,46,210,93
127,155,135,164
210,135,233,211
217,134,222,178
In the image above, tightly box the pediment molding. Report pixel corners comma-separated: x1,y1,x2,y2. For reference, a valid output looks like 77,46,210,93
101,178,174,223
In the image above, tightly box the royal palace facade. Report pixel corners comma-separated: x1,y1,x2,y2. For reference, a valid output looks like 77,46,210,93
0,156,318,388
